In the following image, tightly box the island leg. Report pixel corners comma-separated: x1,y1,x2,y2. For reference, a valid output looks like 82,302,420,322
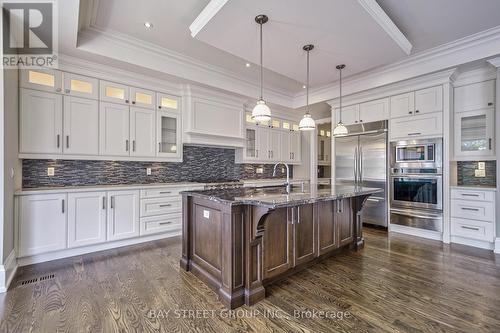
180,194,190,271
353,195,370,250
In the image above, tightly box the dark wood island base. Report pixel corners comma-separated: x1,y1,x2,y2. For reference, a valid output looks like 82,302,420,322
180,186,379,309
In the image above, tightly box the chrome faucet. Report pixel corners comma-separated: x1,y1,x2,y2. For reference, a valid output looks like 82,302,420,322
273,162,291,193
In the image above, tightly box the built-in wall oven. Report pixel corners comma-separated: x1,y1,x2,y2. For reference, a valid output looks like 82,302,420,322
390,138,443,232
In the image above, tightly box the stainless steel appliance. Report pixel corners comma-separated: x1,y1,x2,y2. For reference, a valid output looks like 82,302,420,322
389,138,443,231
335,120,388,227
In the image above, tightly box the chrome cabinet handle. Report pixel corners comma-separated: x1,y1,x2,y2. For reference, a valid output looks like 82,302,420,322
102,197,106,210
461,193,479,197
415,110,420,113
57,134,60,148
159,191,171,194
158,221,172,225
461,226,479,231
408,111,413,114
158,142,161,153
66,135,69,148
297,207,300,224
110,196,115,209
133,140,136,152
62,199,65,213
408,132,421,136
159,204,172,207
126,140,129,151
488,102,493,106
256,149,258,158
489,138,492,150
461,207,479,211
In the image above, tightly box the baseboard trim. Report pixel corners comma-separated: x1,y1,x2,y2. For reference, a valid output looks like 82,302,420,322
18,231,181,267
495,238,500,254
0,250,18,293
451,236,495,251
389,223,443,241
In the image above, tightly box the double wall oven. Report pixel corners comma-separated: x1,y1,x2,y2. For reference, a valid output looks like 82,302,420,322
390,138,443,231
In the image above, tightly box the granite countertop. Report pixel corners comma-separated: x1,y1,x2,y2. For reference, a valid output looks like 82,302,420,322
182,184,383,208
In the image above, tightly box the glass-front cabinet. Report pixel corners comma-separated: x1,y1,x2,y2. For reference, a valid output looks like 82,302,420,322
157,112,181,159
454,108,495,158
157,93,179,111
63,73,98,99
21,69,62,93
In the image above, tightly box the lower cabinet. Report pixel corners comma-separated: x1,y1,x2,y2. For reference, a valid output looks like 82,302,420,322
67,192,107,248
389,111,443,140
263,208,292,279
317,201,337,255
107,190,140,241
336,199,353,247
18,194,67,257
293,204,316,266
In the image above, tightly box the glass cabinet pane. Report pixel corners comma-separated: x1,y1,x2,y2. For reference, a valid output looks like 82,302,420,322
246,128,257,158
29,70,55,87
282,122,290,130
271,119,280,128
246,112,256,124
160,115,177,153
105,86,125,100
461,114,487,151
135,92,153,105
71,79,93,94
160,97,177,109
292,123,299,131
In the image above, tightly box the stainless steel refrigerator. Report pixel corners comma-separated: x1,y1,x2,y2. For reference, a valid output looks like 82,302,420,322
335,120,388,227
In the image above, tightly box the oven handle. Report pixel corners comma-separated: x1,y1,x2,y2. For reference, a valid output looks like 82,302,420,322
391,208,442,219
390,174,442,179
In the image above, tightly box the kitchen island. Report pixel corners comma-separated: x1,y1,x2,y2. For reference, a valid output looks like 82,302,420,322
180,184,382,309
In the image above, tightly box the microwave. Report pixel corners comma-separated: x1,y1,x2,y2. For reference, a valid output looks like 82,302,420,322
391,138,442,168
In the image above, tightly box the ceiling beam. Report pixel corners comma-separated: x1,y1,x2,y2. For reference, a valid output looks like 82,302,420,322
357,0,412,55
189,0,231,38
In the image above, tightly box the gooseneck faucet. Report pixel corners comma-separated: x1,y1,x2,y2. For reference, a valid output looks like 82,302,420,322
273,162,291,193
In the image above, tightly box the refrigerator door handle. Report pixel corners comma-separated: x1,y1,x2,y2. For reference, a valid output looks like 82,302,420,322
359,146,363,183
354,146,358,184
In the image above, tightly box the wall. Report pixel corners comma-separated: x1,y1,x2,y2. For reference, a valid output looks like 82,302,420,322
457,161,496,187
22,145,292,188
3,68,20,262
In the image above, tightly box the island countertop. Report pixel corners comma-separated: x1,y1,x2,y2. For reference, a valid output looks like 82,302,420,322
182,184,383,208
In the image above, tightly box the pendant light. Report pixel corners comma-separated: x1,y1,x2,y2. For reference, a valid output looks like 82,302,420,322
251,15,271,122
333,64,348,136
299,44,316,131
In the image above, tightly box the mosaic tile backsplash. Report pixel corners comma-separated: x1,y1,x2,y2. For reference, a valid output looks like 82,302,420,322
22,145,292,188
457,161,496,187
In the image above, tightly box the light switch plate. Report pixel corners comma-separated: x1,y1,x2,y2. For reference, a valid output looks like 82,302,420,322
256,167,264,174
475,169,486,177
47,167,55,176
203,210,210,219
478,162,485,170
146,168,152,175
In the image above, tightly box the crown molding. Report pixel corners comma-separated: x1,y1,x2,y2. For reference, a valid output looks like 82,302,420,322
487,56,500,68
296,25,500,108
190,0,230,38
452,64,496,87
357,0,412,55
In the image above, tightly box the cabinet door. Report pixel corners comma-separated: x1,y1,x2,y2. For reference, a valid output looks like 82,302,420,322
20,69,62,93
245,127,260,160
415,86,442,115
100,80,130,105
157,93,180,111
157,111,181,158
454,80,495,113
263,208,292,279
19,194,67,257
130,107,156,157
130,87,155,109
258,127,270,160
317,201,337,255
268,130,281,161
99,102,130,156
281,131,291,162
454,109,495,158
107,191,140,241
290,131,301,163
359,98,389,123
63,96,99,155
20,89,63,154
336,199,353,247
338,104,359,125
389,112,443,140
390,92,415,118
294,205,316,266
67,192,106,248
63,73,98,99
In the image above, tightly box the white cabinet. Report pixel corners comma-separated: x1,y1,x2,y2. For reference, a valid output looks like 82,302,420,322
290,131,301,163
130,87,155,109
20,69,62,93
245,127,260,160
415,86,442,115
358,98,389,123
63,96,99,156
318,135,331,165
20,89,63,154
130,107,156,157
259,127,281,161
338,104,359,125
454,108,495,158
157,93,179,111
99,102,130,156
390,92,415,118
107,190,140,241
389,112,443,140
157,111,182,159
281,131,291,162
63,73,98,100
18,194,67,257
67,192,107,248
454,80,495,113
100,80,130,105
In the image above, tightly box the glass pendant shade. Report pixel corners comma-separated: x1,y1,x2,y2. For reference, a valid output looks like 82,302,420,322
252,99,271,122
333,121,348,136
299,113,316,131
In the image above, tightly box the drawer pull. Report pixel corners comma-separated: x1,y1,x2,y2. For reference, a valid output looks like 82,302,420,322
159,191,172,194
461,226,480,231
408,132,421,136
461,207,479,211
158,221,173,225
159,204,172,207
461,193,479,197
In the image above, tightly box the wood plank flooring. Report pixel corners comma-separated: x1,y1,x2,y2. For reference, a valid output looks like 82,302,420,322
1,228,500,332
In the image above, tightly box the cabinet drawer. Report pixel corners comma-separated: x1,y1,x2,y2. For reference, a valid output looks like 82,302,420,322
140,214,181,236
451,218,495,242
450,189,494,202
389,112,442,140
451,199,494,222
140,197,181,217
140,187,183,199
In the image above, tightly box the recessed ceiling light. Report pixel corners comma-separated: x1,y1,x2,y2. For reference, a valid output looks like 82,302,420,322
144,22,153,29
245,63,251,67
302,85,306,89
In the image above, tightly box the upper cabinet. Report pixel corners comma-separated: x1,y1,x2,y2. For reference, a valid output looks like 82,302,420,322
157,111,182,159
454,80,495,113
63,73,98,100
100,80,130,105
157,93,180,111
335,98,388,125
338,104,359,125
21,69,63,93
414,86,443,115
130,87,155,109
390,92,415,118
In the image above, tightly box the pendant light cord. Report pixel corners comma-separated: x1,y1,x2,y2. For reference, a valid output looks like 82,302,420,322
339,66,342,123
306,49,310,115
259,22,263,100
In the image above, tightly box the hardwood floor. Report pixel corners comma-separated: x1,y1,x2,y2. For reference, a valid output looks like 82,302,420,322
1,228,500,332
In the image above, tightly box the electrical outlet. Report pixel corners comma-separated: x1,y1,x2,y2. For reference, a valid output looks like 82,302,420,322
256,167,264,174
146,168,152,176
47,167,55,176
281,167,285,173
475,169,486,177
478,162,485,170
